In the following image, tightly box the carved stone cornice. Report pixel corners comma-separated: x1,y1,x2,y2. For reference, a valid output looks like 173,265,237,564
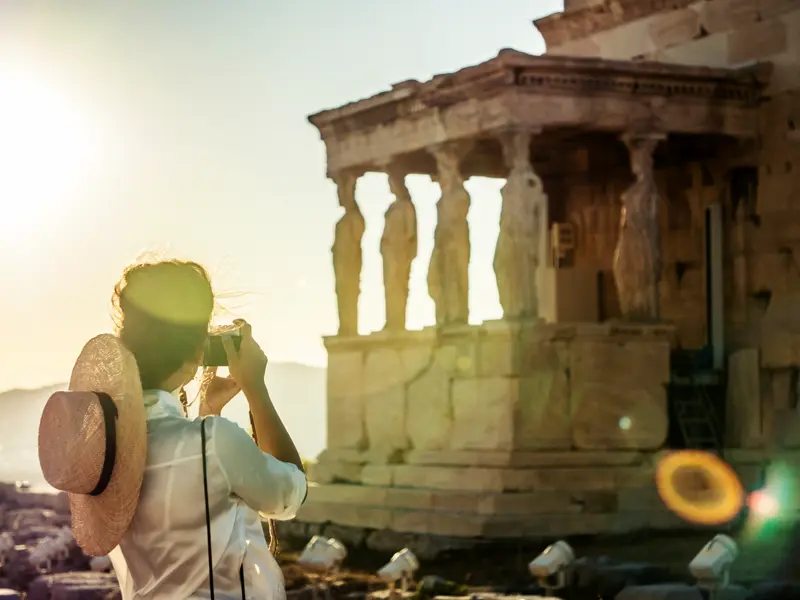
310,51,767,137
308,50,770,176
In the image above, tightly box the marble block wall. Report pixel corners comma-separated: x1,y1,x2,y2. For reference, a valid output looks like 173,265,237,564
540,2,800,453
301,322,678,540
540,1,800,96
323,320,673,460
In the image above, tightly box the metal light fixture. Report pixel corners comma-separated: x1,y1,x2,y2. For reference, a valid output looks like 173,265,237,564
297,536,347,572
689,534,738,591
377,548,420,593
528,540,575,591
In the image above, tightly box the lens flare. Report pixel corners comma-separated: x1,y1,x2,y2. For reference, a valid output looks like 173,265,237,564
748,490,780,518
655,450,745,525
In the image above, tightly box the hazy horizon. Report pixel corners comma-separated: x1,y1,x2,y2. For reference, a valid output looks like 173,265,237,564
0,359,324,395
0,0,561,390
0,361,327,484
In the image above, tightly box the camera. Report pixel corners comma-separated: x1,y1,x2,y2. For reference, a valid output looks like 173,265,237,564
203,324,243,367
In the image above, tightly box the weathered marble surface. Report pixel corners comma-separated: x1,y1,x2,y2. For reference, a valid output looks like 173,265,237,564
613,134,664,322
494,130,547,320
332,172,366,337
428,142,472,326
381,168,418,332
761,292,800,369
324,321,672,456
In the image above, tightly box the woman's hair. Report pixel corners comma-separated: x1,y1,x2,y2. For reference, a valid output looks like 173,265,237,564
112,259,215,391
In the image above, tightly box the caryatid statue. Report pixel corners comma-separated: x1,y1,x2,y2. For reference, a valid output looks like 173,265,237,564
380,167,418,331
494,130,547,320
613,133,665,321
428,142,472,326
331,171,365,336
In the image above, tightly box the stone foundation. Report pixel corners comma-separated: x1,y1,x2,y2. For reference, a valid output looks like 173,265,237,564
308,321,680,539
300,450,695,541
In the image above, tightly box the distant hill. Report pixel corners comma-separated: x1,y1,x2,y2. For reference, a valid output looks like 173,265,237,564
0,362,326,486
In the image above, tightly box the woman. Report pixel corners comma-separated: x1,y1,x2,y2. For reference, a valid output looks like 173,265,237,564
107,259,307,599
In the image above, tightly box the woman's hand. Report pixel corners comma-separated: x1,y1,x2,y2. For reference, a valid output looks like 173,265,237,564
199,367,242,417
222,319,268,397
224,319,304,471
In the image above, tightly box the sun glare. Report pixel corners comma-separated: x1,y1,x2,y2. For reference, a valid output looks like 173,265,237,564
0,62,99,242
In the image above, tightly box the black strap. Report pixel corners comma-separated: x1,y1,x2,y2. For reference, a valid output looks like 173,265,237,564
89,393,118,497
201,418,216,599
201,418,247,600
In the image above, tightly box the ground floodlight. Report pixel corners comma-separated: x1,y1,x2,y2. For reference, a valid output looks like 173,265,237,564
689,534,738,589
528,540,575,590
298,536,327,567
298,537,347,600
377,548,420,591
298,536,347,572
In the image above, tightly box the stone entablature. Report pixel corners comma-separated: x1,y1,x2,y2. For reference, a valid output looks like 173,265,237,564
308,50,766,177
324,320,674,455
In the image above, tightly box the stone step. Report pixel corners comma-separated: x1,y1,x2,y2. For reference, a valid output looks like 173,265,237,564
306,483,665,515
318,448,653,468
295,500,696,538
309,462,656,492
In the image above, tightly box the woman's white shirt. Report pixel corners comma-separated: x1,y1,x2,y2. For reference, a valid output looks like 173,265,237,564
108,389,307,600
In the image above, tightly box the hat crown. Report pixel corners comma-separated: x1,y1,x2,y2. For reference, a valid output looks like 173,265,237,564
37,333,147,557
39,391,106,494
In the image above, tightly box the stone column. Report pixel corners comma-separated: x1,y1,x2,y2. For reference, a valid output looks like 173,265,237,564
427,141,473,326
331,171,365,336
380,165,418,331
612,133,666,322
494,129,548,320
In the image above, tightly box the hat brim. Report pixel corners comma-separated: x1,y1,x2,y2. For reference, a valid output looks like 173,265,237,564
65,335,147,557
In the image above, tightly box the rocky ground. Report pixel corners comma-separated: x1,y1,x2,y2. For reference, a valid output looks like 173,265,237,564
2,483,800,599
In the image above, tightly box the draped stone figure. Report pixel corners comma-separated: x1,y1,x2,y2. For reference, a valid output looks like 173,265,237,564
381,168,418,331
613,134,664,321
332,172,365,336
428,143,471,326
494,130,547,319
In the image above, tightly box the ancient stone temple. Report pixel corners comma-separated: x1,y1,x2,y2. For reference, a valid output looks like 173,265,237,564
298,1,800,545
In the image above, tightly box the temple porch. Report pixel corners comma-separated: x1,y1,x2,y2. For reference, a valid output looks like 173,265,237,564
299,50,770,542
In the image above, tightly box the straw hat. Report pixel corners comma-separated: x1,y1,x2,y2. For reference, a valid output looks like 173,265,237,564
38,334,147,557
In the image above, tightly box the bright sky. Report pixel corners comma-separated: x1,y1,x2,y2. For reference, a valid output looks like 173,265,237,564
0,0,562,390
